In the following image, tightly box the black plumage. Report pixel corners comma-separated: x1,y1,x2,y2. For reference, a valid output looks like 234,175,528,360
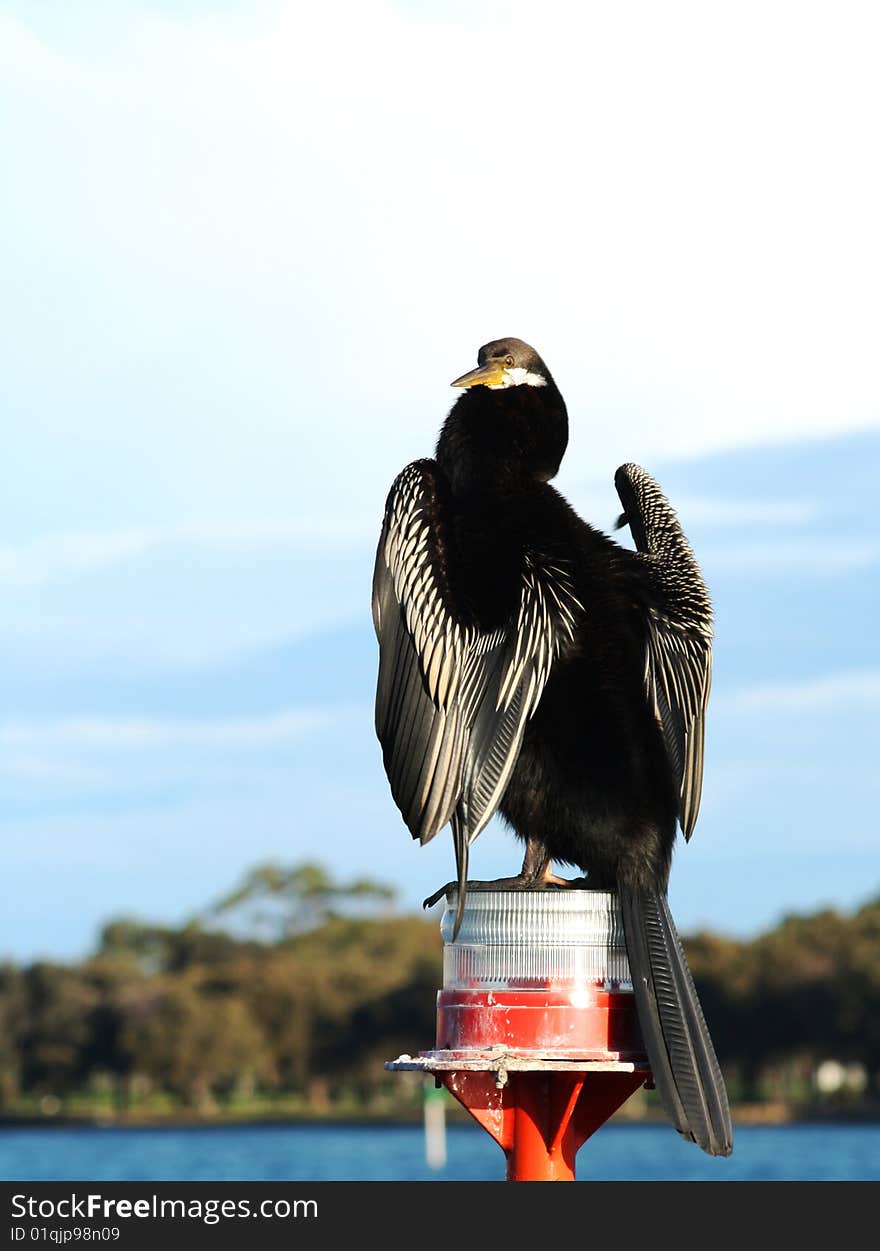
371,337,732,1156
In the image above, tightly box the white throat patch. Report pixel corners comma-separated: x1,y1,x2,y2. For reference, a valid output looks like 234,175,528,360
488,366,548,390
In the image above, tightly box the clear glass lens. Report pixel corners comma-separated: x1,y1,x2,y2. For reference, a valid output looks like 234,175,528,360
441,889,631,990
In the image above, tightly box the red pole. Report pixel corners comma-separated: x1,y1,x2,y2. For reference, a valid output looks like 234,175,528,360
438,1066,648,1181
506,1074,580,1181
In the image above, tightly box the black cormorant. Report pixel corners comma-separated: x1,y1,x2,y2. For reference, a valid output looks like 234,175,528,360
371,337,732,1156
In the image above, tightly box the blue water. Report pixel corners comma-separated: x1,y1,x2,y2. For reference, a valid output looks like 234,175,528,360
1,1122,877,1181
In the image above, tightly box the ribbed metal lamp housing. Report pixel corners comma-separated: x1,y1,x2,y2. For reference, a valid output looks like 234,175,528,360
441,889,631,991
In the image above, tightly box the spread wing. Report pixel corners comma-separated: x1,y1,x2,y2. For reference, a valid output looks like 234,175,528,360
372,459,581,921
614,463,713,839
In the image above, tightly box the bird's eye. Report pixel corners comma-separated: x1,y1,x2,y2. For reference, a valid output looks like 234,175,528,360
505,355,515,368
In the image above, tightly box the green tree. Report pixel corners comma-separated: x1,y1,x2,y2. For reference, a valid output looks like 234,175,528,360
206,861,397,940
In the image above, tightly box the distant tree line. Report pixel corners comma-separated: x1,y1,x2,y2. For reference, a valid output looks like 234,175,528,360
0,863,878,1119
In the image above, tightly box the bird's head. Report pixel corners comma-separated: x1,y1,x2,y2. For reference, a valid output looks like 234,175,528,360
451,337,551,391
439,337,568,488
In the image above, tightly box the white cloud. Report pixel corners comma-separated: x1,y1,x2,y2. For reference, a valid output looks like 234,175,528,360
704,538,879,573
205,0,880,453
0,705,362,754
0,530,157,586
0,10,77,81
719,670,880,715
669,498,817,528
568,484,818,530
0,754,108,786
0,516,375,587
1,0,878,543
0,494,841,593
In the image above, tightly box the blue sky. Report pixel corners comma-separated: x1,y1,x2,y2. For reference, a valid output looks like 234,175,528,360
1,1,878,960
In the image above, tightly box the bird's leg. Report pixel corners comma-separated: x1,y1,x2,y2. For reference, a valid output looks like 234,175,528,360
423,835,588,909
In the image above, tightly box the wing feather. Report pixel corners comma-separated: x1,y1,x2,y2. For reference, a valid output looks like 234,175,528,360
373,460,582,863
615,463,713,839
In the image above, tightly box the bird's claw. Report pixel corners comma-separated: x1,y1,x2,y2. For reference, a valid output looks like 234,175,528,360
423,882,457,910
423,874,592,911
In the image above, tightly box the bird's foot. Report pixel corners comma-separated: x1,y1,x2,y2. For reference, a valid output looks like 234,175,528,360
423,872,589,910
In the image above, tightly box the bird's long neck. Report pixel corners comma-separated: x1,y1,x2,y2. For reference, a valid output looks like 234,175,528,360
435,385,568,498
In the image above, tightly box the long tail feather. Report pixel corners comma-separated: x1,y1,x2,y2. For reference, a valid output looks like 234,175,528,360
620,884,733,1157
451,812,469,940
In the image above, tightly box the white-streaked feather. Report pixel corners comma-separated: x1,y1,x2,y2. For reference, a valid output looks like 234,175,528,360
373,460,581,849
615,462,713,840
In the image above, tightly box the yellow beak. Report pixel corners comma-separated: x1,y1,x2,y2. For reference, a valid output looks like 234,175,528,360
450,360,506,388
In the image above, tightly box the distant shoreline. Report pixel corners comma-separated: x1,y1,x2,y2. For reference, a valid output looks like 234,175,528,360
3,1103,878,1130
